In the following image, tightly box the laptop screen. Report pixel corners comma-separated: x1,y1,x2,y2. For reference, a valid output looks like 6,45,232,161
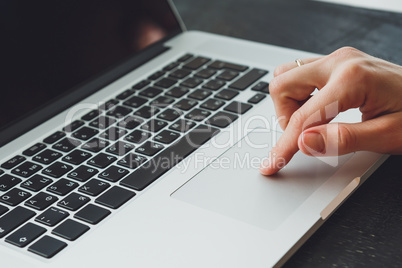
0,0,181,133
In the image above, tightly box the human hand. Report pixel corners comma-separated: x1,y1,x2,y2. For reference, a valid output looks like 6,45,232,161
259,47,402,175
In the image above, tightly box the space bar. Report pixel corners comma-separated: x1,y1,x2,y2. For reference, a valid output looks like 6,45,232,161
120,124,220,191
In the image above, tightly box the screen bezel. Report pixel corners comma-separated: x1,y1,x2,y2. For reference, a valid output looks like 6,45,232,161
0,0,185,147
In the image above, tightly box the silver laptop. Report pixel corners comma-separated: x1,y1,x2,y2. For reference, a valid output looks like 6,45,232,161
0,0,387,267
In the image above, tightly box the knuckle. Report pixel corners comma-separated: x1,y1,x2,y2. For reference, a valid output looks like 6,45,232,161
273,65,287,77
338,125,357,152
288,110,305,129
268,77,282,96
331,46,360,58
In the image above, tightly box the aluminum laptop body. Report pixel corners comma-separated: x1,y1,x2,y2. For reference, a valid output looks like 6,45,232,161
0,0,386,267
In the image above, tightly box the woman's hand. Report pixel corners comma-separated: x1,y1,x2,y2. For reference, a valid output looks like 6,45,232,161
259,47,402,175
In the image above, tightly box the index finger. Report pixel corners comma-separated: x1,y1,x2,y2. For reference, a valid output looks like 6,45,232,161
260,83,342,175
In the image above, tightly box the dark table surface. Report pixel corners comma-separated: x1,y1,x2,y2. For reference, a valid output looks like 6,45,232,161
173,0,402,266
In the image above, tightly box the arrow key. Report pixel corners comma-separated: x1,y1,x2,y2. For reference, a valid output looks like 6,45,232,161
5,222,46,247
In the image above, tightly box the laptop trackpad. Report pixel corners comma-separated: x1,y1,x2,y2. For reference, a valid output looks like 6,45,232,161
172,129,351,230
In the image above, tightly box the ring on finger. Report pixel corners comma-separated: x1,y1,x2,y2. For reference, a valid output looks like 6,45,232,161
295,59,304,67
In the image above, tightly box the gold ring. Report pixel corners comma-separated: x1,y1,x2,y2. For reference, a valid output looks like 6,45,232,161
295,59,304,67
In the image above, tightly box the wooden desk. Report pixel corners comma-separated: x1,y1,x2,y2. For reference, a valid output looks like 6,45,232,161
174,0,402,266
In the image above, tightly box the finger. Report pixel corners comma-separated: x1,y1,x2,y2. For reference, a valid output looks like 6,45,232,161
260,82,348,175
298,112,402,156
270,58,329,129
273,56,323,77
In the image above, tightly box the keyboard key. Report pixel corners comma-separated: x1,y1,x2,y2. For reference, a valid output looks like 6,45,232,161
163,61,180,71
116,89,135,100
1,155,26,170
11,161,42,178
87,153,117,169
5,222,46,247
154,77,177,88
180,77,203,88
25,192,58,210
202,79,225,91
157,108,182,121
47,179,78,196
183,56,210,70
134,105,160,119
135,141,164,156
22,143,46,157
99,127,127,141
42,162,73,178
79,179,110,196
139,87,163,98
81,138,110,153
229,68,268,90
20,175,53,192
215,89,239,100
89,116,117,129
99,99,119,111
58,193,90,211
63,120,85,132
120,124,219,191
177,53,194,62
43,131,66,144
117,153,147,169
148,70,165,80
248,93,266,104
195,68,217,79
124,130,151,144
169,119,196,133
33,149,63,165
173,99,198,111
188,89,212,100
205,111,238,128
81,109,100,121
99,166,129,182
118,116,144,130
0,206,36,238
153,130,180,144
106,141,135,156
68,165,98,182
62,150,92,165
149,96,175,108
35,207,69,227
132,80,150,90
52,219,89,241
185,108,211,122
166,86,189,98
96,186,135,209
217,70,239,81
52,138,81,152
0,188,32,206
200,98,225,111
28,235,67,258
208,60,248,72
224,101,253,114
140,119,168,133
169,68,191,79
0,174,22,192
72,127,99,141
124,96,148,108
252,81,269,93
74,204,111,224
0,204,9,216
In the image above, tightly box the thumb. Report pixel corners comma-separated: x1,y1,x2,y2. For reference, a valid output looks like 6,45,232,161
298,116,400,156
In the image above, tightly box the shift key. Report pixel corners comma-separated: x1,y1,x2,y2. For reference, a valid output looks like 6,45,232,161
0,206,36,238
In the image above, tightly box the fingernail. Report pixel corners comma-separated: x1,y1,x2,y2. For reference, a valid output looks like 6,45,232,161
302,131,326,154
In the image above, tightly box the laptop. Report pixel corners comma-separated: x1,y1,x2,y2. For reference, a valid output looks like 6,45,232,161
0,0,388,267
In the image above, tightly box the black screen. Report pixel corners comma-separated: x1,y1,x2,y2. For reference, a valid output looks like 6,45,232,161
0,0,181,130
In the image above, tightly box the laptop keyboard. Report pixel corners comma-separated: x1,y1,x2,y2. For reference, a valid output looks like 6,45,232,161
0,54,269,259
